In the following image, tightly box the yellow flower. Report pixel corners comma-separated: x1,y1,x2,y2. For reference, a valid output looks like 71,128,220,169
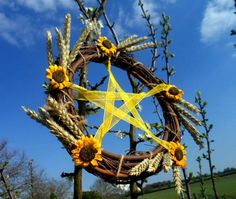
46,65,71,89
163,85,183,102
71,135,102,167
169,142,187,168
97,36,117,57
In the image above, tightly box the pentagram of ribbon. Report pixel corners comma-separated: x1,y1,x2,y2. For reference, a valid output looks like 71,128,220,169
71,58,175,150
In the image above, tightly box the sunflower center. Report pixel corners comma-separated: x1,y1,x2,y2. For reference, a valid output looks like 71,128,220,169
102,40,112,49
52,70,65,83
175,148,184,161
168,87,179,96
79,145,97,162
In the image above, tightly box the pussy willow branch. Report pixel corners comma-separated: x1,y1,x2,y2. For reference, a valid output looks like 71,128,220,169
196,93,219,199
160,14,175,84
75,0,107,21
162,30,171,83
87,75,107,90
196,156,207,199
94,0,108,20
97,0,120,44
138,0,166,142
138,0,158,72
86,124,129,135
74,0,89,19
152,97,164,127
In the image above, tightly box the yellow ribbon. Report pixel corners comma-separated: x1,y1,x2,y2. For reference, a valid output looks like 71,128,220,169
71,58,175,150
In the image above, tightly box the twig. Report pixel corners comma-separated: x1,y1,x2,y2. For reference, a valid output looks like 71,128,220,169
74,0,89,19
85,106,100,113
61,172,74,178
195,92,219,199
196,156,207,199
152,97,164,127
87,75,108,90
97,0,119,44
138,0,158,72
160,14,175,83
86,124,129,135
94,0,108,19
0,166,15,199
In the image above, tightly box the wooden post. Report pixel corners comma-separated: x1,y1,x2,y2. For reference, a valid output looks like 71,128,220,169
73,166,83,199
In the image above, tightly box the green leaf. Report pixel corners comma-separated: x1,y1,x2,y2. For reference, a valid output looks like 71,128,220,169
169,68,176,76
150,122,162,130
209,124,213,130
168,53,175,58
50,193,58,199
203,101,208,107
189,172,193,180
0,161,8,169
231,29,236,35
196,156,201,161
202,154,208,159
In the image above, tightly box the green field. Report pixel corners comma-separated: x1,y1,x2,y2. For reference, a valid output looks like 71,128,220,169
140,174,236,199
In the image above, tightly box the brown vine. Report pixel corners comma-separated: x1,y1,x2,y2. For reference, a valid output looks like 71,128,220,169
50,46,181,183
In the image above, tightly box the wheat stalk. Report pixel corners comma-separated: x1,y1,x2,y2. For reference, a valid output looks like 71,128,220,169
129,158,150,176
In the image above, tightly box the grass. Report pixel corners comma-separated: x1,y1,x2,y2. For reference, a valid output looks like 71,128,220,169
139,173,236,199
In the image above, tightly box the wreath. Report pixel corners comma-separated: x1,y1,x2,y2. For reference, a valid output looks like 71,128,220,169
24,14,202,194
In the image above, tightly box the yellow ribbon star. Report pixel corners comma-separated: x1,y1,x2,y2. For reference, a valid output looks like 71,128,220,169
71,58,175,150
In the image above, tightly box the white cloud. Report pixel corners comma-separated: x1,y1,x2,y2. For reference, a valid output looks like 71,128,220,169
0,0,76,46
232,52,236,58
200,0,236,43
160,0,176,4
0,12,37,46
114,0,165,37
15,0,74,12
131,0,160,26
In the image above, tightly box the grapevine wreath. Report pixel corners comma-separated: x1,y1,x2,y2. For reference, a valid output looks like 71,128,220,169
24,14,203,194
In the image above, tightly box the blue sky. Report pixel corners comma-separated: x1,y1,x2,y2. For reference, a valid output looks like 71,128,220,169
1,0,236,190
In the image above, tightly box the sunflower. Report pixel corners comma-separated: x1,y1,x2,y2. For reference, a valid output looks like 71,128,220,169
163,85,183,102
169,142,187,168
97,36,117,57
46,65,71,90
71,135,102,167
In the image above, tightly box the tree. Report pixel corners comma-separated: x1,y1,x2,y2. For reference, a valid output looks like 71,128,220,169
91,178,125,199
0,140,28,198
0,140,73,199
24,160,73,199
